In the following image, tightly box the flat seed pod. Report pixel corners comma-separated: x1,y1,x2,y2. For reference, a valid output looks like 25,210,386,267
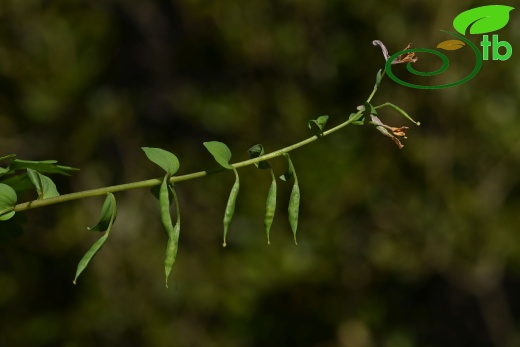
223,169,240,247
264,169,277,244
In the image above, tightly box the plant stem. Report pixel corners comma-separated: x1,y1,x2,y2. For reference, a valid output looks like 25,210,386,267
11,69,385,214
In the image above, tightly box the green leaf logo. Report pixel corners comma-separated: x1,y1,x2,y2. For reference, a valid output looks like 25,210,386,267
453,5,514,35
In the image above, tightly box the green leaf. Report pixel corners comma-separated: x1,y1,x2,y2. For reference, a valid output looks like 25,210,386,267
247,144,270,169
73,235,108,285
453,5,515,35
27,169,60,199
0,154,16,162
5,159,79,177
87,193,117,232
73,193,117,284
308,115,329,137
0,183,17,221
0,154,16,175
375,69,383,87
348,112,365,126
364,102,378,115
0,174,33,195
0,157,78,197
203,141,233,169
142,147,180,176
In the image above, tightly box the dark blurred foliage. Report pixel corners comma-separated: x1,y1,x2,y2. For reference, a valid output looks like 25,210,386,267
1,0,520,346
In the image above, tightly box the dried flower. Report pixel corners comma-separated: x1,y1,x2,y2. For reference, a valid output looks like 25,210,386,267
370,114,410,149
372,40,418,65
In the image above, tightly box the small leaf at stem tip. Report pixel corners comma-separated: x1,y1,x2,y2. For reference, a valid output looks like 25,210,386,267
375,69,383,87
308,115,329,137
142,147,180,176
203,141,233,169
247,144,270,169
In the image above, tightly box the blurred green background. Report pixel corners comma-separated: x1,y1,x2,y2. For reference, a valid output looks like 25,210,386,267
1,1,519,346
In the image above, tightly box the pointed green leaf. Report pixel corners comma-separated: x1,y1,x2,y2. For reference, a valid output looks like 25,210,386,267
7,159,79,176
0,183,17,221
308,115,329,137
375,69,383,87
27,169,60,199
247,144,270,169
73,235,108,285
87,193,117,232
203,141,233,169
142,147,180,175
73,193,116,284
453,5,515,35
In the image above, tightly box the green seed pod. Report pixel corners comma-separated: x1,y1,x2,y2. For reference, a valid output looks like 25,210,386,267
288,183,300,245
159,174,181,287
164,221,180,288
264,169,277,244
159,176,174,238
223,168,240,247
